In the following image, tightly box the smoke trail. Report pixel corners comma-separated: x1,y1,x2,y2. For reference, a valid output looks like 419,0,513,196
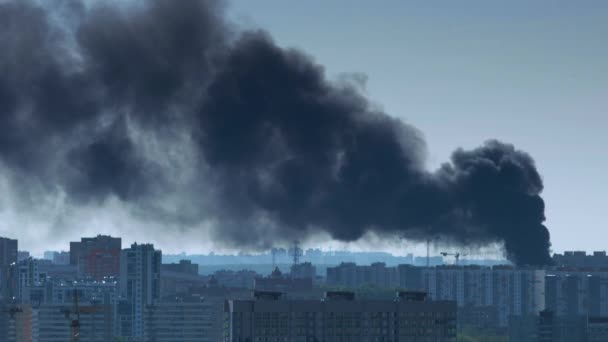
0,0,551,265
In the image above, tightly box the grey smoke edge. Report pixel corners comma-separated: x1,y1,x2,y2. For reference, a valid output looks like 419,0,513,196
0,0,552,265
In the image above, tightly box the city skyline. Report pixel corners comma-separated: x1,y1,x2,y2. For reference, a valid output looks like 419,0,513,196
2,1,607,341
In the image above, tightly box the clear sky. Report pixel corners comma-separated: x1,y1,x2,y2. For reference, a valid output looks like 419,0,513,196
228,0,608,254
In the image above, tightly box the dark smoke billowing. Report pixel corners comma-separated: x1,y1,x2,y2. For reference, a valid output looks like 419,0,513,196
0,0,552,265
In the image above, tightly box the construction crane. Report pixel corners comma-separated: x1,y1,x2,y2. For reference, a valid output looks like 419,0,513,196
61,289,103,342
440,252,468,265
61,289,81,342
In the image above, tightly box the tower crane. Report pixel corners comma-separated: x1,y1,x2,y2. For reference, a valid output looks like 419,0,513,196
61,289,81,342
61,288,103,342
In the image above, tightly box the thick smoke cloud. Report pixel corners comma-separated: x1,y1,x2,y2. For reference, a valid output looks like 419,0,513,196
0,0,552,265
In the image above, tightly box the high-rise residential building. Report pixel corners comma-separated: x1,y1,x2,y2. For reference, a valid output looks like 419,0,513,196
69,242,80,266
0,237,18,302
326,262,399,288
398,264,423,290
14,258,43,303
420,265,545,329
225,291,457,341
144,296,217,342
69,235,121,280
211,269,257,289
545,269,608,317
119,243,161,339
0,237,18,267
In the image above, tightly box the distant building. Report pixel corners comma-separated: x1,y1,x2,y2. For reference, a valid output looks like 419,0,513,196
553,251,608,268
422,265,545,328
290,261,316,279
16,251,29,262
52,251,70,265
69,235,121,280
212,269,257,289
161,259,199,275
39,251,71,266
254,267,320,299
42,251,55,261
119,243,161,339
160,260,206,298
0,237,17,267
326,262,399,288
225,290,457,341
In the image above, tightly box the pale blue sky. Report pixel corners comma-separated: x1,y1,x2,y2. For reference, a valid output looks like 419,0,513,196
229,1,608,254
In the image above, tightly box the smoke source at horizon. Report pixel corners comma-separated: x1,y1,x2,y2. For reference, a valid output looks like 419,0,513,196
0,0,552,265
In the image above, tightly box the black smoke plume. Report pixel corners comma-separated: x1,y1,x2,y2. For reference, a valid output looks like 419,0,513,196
0,0,552,265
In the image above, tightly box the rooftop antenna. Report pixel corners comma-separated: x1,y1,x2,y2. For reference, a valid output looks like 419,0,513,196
290,240,302,267
271,248,277,269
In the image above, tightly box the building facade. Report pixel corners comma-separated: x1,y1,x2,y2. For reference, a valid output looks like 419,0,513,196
545,269,608,317
119,243,161,339
225,291,457,341
31,303,113,342
70,235,121,280
144,299,216,341
0,237,17,268
326,262,399,288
